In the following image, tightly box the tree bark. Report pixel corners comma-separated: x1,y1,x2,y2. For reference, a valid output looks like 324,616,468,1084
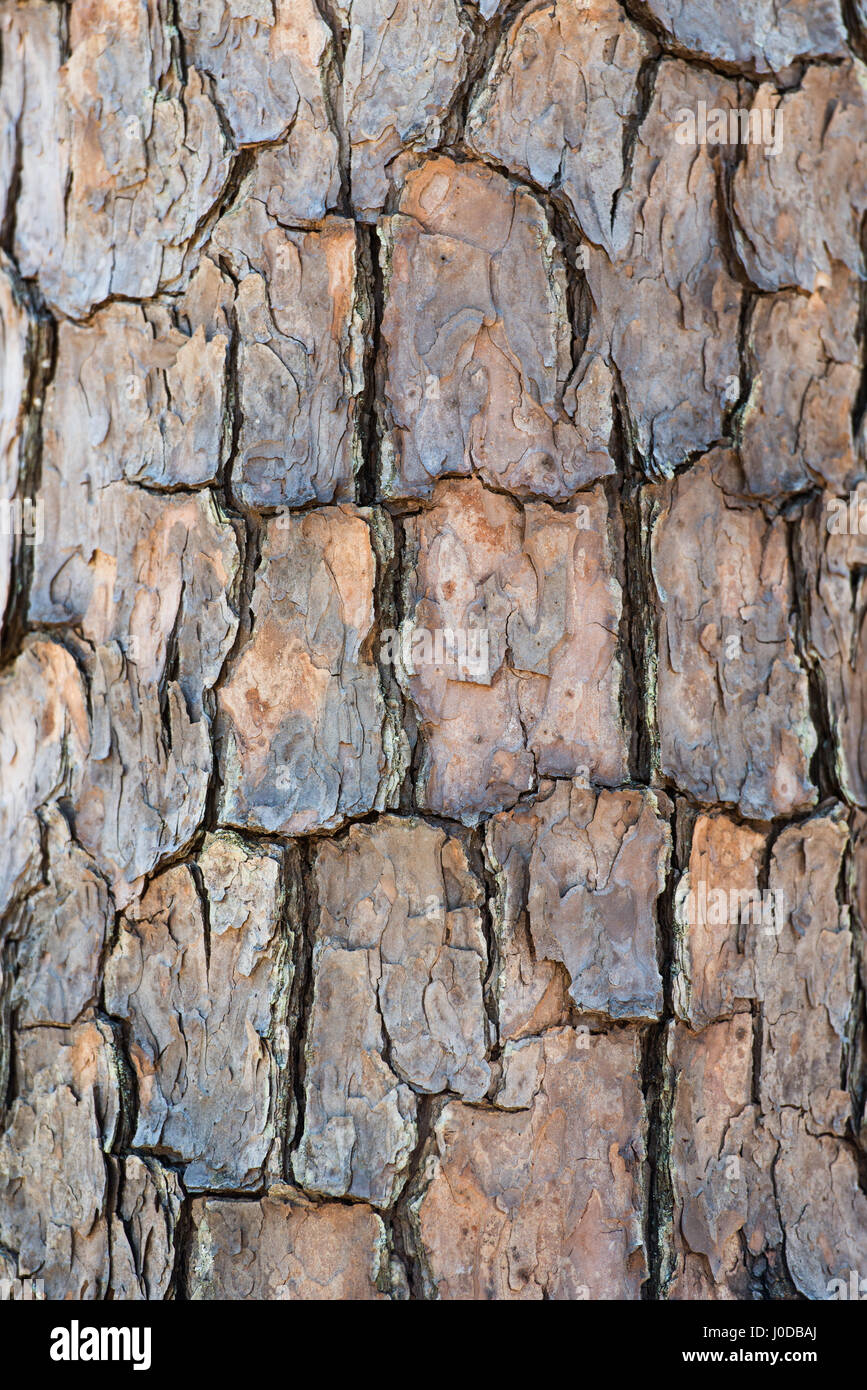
0,0,866,1301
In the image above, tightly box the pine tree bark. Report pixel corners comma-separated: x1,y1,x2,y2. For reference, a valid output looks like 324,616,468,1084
0,0,866,1301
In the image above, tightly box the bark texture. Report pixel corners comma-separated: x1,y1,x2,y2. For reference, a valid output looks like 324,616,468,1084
1,0,867,1302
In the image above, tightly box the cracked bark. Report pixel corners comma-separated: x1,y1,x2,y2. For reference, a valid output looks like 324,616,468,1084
1,0,866,1302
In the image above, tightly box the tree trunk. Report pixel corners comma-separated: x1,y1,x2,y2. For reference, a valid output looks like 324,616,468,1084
0,0,865,1301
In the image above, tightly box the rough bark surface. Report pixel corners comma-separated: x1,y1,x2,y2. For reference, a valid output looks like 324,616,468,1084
1,0,866,1303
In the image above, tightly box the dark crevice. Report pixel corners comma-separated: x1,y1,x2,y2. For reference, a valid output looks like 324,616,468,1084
611,53,661,234
614,401,656,786
768,1144,806,1300
356,224,383,506
269,845,305,1178
167,0,189,86
641,794,677,1300
389,513,420,816
391,1093,436,1299
842,818,867,1189
842,0,867,64
285,840,317,1167
441,0,524,147
728,286,758,444
0,270,55,676
0,108,23,257
788,508,846,807
169,1193,193,1302
97,1010,138,1158
203,513,259,836
187,862,212,979
641,1019,675,1300
609,356,661,790
469,824,502,1062
169,143,257,300
311,0,352,213
852,211,867,447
